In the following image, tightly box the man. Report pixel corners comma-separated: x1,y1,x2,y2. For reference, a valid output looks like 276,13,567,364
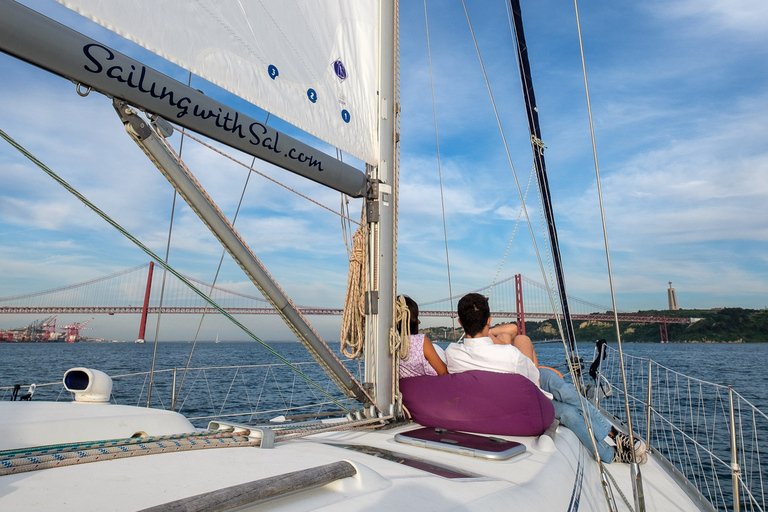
445,293,646,464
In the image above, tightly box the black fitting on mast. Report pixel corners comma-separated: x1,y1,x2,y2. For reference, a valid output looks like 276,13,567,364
366,179,381,223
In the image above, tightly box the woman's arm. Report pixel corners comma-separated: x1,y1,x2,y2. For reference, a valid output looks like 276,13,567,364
423,335,448,375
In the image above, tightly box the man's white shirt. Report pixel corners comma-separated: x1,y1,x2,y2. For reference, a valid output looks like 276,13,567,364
446,337,553,399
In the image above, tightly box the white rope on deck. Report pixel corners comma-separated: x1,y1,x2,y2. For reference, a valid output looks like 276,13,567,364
0,415,392,477
0,429,249,476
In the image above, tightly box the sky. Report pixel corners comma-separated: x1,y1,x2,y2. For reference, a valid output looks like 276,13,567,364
0,0,766,341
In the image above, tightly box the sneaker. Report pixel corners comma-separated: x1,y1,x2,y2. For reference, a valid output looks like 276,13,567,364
612,430,647,464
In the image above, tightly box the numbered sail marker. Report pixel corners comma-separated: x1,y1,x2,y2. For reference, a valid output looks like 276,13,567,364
268,65,279,79
333,59,347,82
341,109,350,123
307,89,317,103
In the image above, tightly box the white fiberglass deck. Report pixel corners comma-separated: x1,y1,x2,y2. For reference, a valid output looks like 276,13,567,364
0,401,706,511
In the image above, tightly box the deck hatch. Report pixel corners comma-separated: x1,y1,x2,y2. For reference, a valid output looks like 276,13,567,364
395,427,526,461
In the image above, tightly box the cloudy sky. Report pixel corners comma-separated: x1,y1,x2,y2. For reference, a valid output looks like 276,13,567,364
1,0,766,341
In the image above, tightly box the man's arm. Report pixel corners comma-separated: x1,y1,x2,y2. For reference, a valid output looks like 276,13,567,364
489,323,518,345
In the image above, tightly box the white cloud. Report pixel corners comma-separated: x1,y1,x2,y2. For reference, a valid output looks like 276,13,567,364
655,0,768,38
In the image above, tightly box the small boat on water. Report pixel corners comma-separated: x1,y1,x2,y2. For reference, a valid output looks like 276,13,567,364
0,1,763,511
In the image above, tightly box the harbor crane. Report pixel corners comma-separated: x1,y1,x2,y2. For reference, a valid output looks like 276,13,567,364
60,317,94,343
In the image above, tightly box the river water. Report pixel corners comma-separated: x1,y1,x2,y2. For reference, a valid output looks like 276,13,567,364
2,340,766,412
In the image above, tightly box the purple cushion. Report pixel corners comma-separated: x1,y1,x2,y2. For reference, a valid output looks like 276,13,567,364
400,370,555,437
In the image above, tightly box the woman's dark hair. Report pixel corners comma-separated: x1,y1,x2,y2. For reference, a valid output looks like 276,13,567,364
457,293,490,337
398,295,420,334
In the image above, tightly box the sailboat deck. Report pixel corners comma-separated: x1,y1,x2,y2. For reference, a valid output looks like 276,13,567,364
0,400,705,511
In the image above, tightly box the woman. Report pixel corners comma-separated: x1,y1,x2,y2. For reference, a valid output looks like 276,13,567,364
398,296,448,377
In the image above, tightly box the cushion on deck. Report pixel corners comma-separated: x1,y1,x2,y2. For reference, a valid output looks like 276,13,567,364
400,370,555,436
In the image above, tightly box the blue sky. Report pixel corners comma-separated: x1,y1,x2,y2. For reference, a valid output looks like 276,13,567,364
1,0,766,341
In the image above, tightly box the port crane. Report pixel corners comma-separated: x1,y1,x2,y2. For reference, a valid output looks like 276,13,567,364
60,318,94,343
39,316,60,341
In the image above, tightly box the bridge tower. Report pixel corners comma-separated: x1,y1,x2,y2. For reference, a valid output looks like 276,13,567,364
515,274,525,335
136,261,154,343
659,317,669,343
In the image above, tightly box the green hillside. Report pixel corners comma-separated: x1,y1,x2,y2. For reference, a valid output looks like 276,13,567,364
422,308,768,343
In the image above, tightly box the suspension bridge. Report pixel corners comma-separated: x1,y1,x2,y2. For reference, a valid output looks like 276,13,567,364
0,262,686,326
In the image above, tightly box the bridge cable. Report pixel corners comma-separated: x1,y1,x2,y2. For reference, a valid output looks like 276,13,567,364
0,127,354,414
487,164,536,297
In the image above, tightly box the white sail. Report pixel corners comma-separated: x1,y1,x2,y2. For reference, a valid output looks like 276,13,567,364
56,0,380,164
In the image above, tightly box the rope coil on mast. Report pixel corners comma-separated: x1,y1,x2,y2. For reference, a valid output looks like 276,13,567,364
340,214,368,359
391,296,411,361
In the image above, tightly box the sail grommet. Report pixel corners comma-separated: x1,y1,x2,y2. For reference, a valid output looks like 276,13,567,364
75,83,91,97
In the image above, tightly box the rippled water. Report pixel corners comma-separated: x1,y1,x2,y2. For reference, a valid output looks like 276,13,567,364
2,340,766,411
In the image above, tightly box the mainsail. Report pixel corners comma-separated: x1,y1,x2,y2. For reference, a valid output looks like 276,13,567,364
56,0,380,164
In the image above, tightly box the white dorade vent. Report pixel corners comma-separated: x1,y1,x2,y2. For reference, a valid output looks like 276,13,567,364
63,367,113,403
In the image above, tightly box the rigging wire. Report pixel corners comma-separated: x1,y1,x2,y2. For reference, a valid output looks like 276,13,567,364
460,0,566,344
175,109,273,409
174,128,360,226
146,71,196,407
501,0,568,346
573,0,645,507
146,183,177,407
423,0,455,334
0,127,354,414
337,148,355,261
497,3,620,509
175,155,257,409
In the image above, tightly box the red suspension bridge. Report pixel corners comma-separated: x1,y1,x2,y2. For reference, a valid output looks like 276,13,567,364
0,263,688,326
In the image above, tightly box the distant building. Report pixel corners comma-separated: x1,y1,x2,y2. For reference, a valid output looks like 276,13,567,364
668,281,679,310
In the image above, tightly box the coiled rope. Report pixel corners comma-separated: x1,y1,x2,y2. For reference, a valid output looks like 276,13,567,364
391,295,410,361
340,216,368,358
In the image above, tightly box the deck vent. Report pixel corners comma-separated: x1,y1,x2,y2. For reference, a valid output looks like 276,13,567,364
63,367,113,403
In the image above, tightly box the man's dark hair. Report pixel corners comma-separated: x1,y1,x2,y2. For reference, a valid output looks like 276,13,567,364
398,295,420,334
457,293,490,337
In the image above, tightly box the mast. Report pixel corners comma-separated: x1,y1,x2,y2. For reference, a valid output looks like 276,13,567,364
364,0,399,414
508,0,577,351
